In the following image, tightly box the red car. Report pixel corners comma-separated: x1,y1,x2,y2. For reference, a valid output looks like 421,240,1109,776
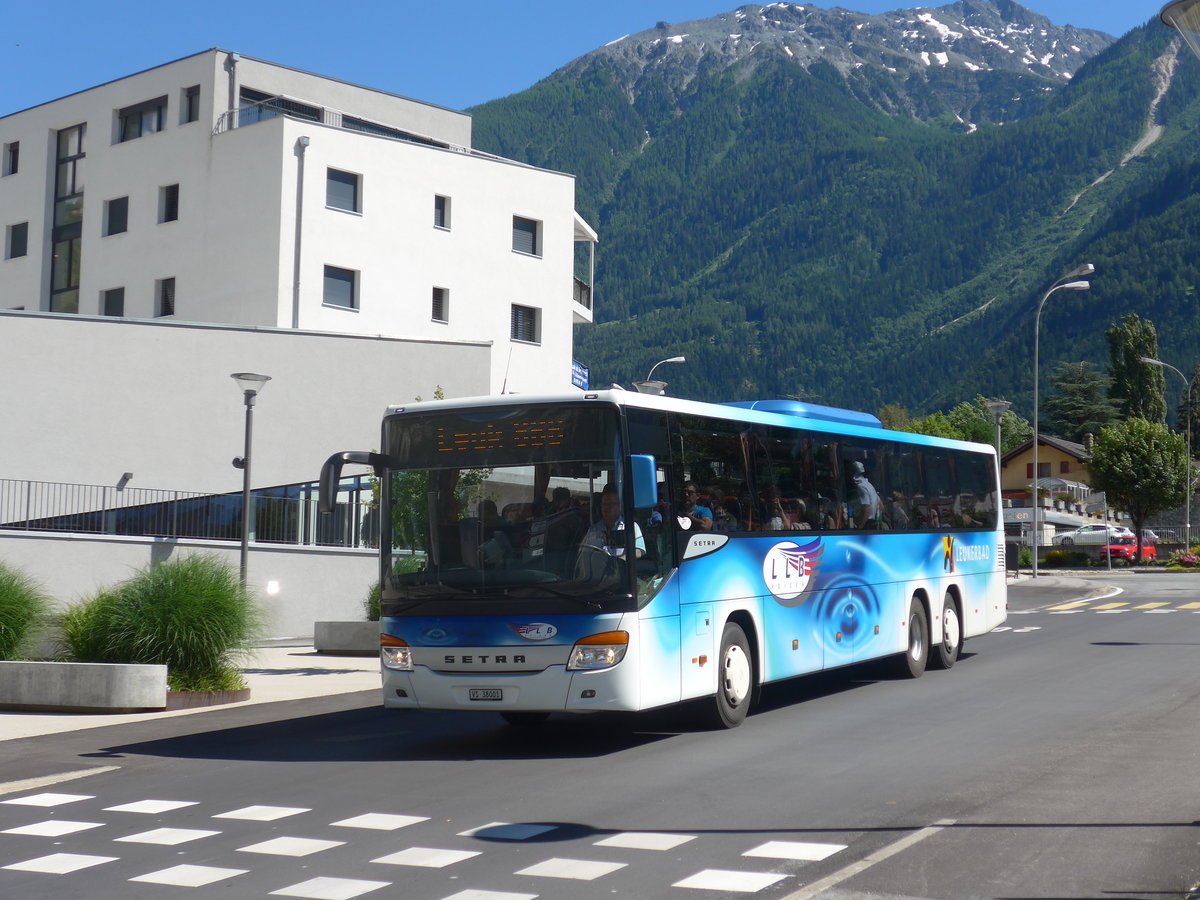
1098,537,1156,565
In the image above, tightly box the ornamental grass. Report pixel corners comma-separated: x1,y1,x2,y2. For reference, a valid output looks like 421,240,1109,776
0,561,51,659
60,554,261,690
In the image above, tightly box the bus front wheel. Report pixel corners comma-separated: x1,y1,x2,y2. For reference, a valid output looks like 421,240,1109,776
896,597,928,679
707,622,753,729
931,591,961,670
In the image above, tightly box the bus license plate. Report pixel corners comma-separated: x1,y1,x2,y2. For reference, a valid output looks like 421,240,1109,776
469,688,503,701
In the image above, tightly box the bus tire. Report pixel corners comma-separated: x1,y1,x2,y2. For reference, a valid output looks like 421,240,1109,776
931,591,961,670
501,712,550,727
707,621,753,729
896,597,928,679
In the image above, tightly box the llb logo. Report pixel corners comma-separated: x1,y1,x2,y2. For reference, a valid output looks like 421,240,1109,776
762,539,822,601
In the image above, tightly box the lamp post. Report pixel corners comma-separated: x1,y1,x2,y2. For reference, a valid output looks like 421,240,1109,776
633,356,686,395
1139,356,1193,549
1032,265,1094,577
984,399,1012,455
231,372,271,585
1162,0,1200,62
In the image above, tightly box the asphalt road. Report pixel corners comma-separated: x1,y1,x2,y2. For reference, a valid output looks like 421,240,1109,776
1,574,1198,900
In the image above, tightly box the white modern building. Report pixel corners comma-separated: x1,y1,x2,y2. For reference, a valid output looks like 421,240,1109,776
0,49,598,637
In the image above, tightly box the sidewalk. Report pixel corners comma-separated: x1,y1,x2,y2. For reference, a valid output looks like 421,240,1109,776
0,645,381,742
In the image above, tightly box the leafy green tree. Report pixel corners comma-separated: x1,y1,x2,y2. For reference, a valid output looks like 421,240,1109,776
1106,314,1166,423
908,411,963,441
1042,361,1121,444
945,396,1032,454
1087,418,1190,562
877,403,911,431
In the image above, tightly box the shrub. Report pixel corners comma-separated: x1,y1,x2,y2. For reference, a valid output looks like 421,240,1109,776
1041,549,1090,568
1167,549,1200,568
364,581,382,622
60,555,261,691
0,562,51,659
1017,547,1033,568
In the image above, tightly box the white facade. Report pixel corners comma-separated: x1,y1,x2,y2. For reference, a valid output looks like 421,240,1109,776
0,49,595,397
0,50,598,637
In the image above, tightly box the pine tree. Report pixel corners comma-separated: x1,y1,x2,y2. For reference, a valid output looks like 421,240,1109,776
1106,314,1167,423
1042,362,1121,443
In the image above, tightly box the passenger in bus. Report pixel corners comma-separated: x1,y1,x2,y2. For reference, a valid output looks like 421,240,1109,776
890,491,912,530
763,485,790,530
707,485,737,532
678,482,713,531
786,498,811,529
815,495,839,530
581,484,645,558
850,461,883,529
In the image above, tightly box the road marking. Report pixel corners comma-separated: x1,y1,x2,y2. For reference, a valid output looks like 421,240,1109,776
515,857,628,880
779,819,955,900
0,766,119,798
130,864,248,887
1136,602,1170,609
1047,600,1091,611
594,831,696,850
743,840,845,861
673,868,789,892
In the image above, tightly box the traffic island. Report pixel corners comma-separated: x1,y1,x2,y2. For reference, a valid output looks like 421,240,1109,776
0,659,168,713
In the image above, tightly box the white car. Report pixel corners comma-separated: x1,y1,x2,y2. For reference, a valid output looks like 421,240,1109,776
1053,524,1134,546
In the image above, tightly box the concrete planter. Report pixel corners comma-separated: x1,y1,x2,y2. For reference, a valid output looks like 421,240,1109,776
0,659,168,713
314,621,379,656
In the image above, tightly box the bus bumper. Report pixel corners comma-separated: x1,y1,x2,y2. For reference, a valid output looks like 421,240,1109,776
382,662,641,713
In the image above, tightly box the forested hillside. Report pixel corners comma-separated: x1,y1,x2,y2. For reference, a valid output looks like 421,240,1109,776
470,3,1200,419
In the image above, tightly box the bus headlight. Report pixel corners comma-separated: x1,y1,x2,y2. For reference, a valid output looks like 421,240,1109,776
380,635,413,671
568,631,629,670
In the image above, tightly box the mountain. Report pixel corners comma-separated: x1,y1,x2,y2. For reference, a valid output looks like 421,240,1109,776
560,0,1113,128
468,3,1200,420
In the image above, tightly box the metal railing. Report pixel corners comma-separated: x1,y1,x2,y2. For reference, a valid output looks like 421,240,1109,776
573,277,593,311
0,478,375,549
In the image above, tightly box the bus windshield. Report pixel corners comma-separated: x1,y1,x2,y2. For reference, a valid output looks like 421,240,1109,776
380,403,638,610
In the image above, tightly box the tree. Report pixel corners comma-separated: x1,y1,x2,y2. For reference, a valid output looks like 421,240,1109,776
1106,314,1166,423
1042,361,1121,444
1087,418,1190,562
908,411,964,441
945,396,1032,454
1175,362,1200,445
877,403,911,432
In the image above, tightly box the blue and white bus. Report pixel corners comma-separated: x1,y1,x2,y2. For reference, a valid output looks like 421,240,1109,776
319,391,1006,728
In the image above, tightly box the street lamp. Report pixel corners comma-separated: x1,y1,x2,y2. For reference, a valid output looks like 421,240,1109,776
1032,264,1094,577
1139,356,1193,548
1162,0,1200,63
633,356,686,395
984,399,1012,455
231,372,271,585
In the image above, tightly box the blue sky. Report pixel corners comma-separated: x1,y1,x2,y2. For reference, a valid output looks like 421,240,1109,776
1,1,1161,117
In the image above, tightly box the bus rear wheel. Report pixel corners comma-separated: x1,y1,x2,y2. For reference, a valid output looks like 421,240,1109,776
931,591,961,670
706,622,753,729
895,597,928,679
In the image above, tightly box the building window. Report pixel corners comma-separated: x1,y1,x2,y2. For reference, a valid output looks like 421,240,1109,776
183,85,201,124
156,277,175,317
434,195,450,229
159,184,179,223
326,168,361,213
512,216,541,256
118,96,167,142
102,287,125,317
2,141,16,176
5,222,27,259
432,287,448,323
50,124,85,314
104,197,128,236
510,304,540,343
1059,461,1069,474
323,265,357,309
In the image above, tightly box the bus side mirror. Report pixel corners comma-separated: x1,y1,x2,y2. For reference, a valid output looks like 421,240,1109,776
631,454,658,509
319,451,386,514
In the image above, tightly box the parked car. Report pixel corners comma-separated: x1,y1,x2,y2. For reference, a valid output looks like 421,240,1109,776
1099,536,1156,565
1141,528,1160,542
1052,523,1134,545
